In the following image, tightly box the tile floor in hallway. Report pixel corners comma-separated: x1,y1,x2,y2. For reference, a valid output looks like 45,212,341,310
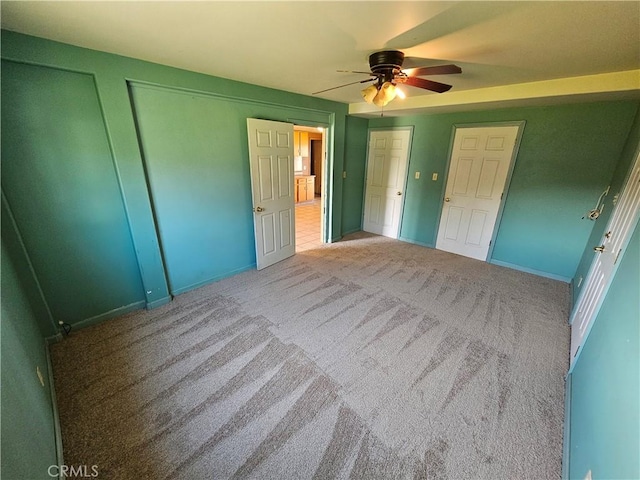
295,196,322,252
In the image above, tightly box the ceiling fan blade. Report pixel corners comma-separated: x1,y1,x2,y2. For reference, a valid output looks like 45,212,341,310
409,64,462,76
312,77,376,95
384,3,520,50
404,76,452,93
337,70,376,75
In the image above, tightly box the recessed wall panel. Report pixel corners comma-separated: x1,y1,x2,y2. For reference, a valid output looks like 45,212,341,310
277,155,291,198
372,154,385,186
258,155,274,201
476,159,500,198
453,158,473,196
466,209,487,246
276,131,290,148
444,207,464,240
279,209,292,248
460,136,479,150
256,130,272,147
486,135,506,151
369,195,382,225
261,213,276,255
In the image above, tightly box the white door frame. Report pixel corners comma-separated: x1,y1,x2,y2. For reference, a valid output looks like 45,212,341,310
434,121,526,259
290,118,332,243
361,126,414,238
569,146,640,371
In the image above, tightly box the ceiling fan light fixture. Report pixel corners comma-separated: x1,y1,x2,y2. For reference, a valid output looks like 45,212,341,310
361,84,378,103
373,81,397,107
395,86,406,99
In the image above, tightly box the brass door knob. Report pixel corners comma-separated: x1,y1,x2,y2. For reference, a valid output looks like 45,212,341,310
253,206,265,212
593,245,605,253
445,197,450,202
397,191,402,196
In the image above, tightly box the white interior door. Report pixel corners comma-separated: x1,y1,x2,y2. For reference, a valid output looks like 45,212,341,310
247,118,295,270
436,125,520,261
362,129,412,238
570,150,640,369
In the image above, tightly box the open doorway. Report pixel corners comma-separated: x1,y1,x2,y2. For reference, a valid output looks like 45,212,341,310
293,125,325,251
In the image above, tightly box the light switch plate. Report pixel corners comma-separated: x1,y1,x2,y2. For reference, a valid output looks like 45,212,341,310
415,172,420,179
432,173,438,181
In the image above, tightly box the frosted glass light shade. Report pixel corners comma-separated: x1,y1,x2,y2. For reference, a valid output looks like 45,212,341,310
373,82,397,107
361,84,378,103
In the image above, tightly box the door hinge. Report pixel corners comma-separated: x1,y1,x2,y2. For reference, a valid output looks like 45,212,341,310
489,240,492,246
500,192,504,200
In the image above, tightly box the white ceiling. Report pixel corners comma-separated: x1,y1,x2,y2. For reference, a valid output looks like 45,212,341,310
2,1,639,116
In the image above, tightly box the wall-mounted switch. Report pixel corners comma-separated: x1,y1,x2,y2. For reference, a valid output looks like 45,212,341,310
432,173,438,181
415,171,420,179
342,171,347,179
36,366,45,387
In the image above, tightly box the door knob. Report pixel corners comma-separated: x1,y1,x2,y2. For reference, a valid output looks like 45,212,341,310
397,191,402,196
444,197,450,202
253,206,265,212
593,245,605,253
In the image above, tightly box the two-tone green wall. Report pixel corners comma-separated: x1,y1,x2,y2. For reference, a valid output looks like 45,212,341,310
357,102,639,281
572,107,640,304
342,116,369,234
1,30,348,326
568,221,639,479
566,107,640,479
2,200,59,478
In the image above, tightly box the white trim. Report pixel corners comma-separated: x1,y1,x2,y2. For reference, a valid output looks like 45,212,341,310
489,259,572,283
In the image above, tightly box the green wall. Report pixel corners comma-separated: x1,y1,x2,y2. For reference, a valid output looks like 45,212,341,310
1,236,58,478
362,101,638,280
2,60,146,324
1,29,348,324
568,221,640,479
342,116,369,234
130,84,335,294
572,107,640,304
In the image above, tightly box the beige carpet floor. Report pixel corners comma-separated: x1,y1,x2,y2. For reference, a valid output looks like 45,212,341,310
51,232,570,479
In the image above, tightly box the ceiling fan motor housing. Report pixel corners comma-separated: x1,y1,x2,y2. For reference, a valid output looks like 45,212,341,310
369,50,405,82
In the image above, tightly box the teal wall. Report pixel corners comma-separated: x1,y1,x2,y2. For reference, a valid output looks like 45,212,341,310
2,60,146,324
568,221,639,479
1,30,348,323
1,236,58,478
361,102,639,280
342,116,369,234
572,107,640,304
130,84,335,294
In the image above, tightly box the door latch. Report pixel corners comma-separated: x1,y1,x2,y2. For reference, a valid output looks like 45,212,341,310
253,206,265,212
593,245,605,253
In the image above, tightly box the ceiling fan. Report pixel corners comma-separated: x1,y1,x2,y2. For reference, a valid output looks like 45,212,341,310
313,50,462,107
